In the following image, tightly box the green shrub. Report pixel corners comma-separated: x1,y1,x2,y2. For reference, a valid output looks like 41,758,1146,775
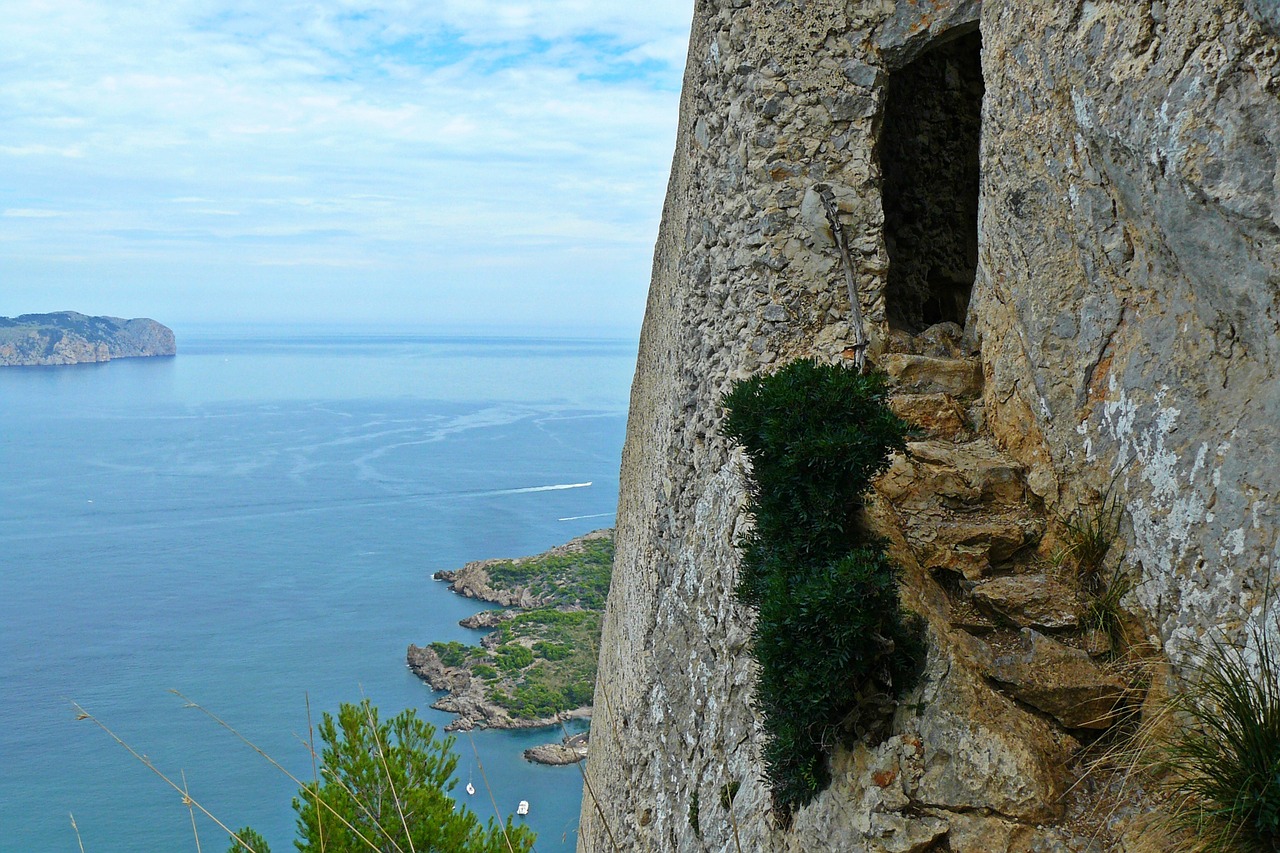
721,359,922,817
723,360,911,603
493,644,534,671
533,640,573,661
429,641,472,668
1161,618,1280,851
471,664,499,680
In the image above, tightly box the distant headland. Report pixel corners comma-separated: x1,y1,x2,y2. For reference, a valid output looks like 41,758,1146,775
0,312,176,366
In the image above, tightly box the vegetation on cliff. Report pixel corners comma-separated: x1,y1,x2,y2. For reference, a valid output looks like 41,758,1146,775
481,533,614,609
429,609,600,720
1156,616,1280,852
408,531,611,730
722,359,923,817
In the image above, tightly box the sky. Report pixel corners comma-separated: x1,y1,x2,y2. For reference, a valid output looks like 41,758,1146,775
0,1,694,334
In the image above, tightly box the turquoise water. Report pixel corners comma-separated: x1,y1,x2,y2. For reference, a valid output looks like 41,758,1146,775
0,329,634,853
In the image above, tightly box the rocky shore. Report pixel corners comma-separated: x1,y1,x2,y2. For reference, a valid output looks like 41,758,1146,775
523,731,589,766
408,530,612,764
406,642,593,734
0,312,176,366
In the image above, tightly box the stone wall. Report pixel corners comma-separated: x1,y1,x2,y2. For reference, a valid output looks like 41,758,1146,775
579,0,1279,850
975,0,1280,658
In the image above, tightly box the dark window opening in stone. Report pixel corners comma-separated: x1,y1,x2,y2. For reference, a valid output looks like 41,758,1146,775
880,29,984,334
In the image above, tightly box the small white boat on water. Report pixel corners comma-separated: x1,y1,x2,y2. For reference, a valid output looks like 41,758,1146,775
516,800,530,816
465,782,475,796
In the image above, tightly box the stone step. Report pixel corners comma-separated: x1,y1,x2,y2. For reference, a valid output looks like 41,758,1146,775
986,629,1129,730
905,508,1045,581
888,392,973,441
969,572,1083,631
879,352,983,397
876,438,1029,510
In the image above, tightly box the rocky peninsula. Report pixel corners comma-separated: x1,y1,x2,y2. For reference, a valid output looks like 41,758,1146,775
0,312,176,366
407,529,612,763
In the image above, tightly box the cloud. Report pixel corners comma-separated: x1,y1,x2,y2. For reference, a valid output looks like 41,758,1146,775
4,209,66,218
0,0,692,329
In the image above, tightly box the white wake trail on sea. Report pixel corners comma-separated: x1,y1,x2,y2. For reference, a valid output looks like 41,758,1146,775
489,482,592,495
0,482,597,543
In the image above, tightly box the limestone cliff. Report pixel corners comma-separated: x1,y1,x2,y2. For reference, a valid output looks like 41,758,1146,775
0,312,176,366
580,1,1278,851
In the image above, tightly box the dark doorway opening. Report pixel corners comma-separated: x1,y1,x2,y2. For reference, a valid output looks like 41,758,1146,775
880,29,984,333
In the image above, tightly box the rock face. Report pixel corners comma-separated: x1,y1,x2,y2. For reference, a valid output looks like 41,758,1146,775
0,312,176,366
580,1,1278,851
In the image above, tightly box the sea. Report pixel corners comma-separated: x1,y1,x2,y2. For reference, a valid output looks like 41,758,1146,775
0,327,636,853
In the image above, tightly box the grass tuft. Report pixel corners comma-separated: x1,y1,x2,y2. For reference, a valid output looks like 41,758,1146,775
1159,618,1280,851
1060,481,1126,588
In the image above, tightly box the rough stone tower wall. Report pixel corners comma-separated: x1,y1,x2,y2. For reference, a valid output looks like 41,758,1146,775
580,0,1279,850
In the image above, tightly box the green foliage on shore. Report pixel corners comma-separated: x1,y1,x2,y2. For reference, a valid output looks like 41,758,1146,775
722,359,923,818
484,609,601,719
433,608,603,721
430,640,475,668
227,701,534,853
423,535,612,724
484,535,614,609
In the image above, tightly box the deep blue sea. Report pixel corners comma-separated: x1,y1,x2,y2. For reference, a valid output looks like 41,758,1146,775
0,328,635,853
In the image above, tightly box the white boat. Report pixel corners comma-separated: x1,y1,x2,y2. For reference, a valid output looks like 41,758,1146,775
465,782,475,796
516,800,529,816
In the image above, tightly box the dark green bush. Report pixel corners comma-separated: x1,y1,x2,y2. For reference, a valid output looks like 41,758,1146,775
721,359,922,817
429,641,472,668
532,640,573,661
493,644,534,671
723,361,911,603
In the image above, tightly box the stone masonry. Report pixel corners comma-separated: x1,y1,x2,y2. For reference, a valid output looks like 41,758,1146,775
580,1,1279,850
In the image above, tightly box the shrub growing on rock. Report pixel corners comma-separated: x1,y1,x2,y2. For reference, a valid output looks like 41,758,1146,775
1161,618,1280,852
722,359,923,817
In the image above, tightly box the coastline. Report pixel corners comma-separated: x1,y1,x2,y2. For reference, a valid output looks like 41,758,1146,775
408,530,613,763
406,642,594,735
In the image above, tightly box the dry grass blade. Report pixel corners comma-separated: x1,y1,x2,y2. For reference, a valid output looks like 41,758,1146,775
69,812,87,853
556,717,620,853
577,631,625,851
182,770,203,853
71,702,261,853
168,690,394,853
305,694,326,853
358,697,417,853
465,730,519,853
